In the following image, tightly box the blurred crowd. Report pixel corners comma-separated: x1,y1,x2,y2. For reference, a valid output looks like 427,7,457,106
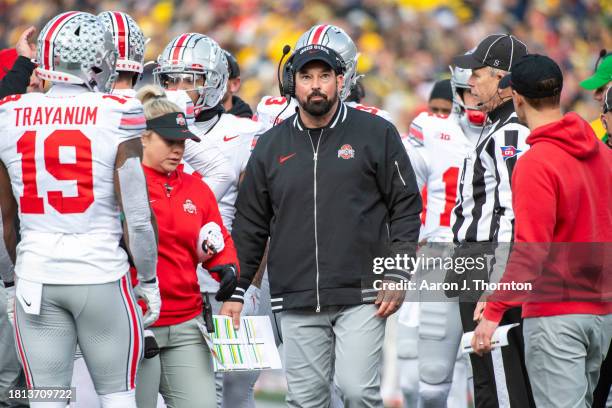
1,0,610,132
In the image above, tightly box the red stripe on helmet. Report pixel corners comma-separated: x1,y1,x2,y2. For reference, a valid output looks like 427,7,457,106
311,24,328,45
172,33,190,61
113,12,127,59
43,11,79,70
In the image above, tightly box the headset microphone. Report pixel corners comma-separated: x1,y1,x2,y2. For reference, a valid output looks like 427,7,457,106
273,45,293,127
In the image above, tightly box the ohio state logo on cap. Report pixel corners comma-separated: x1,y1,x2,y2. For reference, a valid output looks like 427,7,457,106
176,113,186,127
337,144,355,159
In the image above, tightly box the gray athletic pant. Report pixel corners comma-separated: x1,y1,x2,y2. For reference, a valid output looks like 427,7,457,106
524,313,612,408
281,304,386,408
0,284,28,408
260,271,344,408
135,317,216,408
13,275,143,395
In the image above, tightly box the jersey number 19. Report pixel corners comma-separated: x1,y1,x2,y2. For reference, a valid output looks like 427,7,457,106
18,130,94,214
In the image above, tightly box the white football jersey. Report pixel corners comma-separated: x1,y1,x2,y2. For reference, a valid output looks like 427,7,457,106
187,112,263,292
255,96,394,134
402,112,475,242
345,101,393,123
164,90,236,200
111,88,137,98
0,85,146,284
190,113,263,229
254,95,298,132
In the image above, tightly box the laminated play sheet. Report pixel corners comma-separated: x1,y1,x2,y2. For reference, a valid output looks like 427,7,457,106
198,315,282,372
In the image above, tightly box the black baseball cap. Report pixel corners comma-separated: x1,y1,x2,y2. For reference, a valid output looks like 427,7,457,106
224,50,240,79
604,86,612,113
453,34,528,72
429,79,453,102
498,54,563,98
292,44,344,74
146,112,201,142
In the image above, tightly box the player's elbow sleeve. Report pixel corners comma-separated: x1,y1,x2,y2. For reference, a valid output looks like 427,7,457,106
117,157,158,281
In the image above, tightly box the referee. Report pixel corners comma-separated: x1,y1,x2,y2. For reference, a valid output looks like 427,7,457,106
450,34,535,408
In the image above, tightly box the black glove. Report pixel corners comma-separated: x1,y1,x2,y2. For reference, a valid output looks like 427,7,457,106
143,331,160,359
210,264,237,302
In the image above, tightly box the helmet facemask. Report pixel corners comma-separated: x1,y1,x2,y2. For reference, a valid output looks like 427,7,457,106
154,34,228,114
450,65,485,128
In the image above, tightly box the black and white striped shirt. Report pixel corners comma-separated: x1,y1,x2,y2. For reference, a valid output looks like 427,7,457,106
453,101,530,243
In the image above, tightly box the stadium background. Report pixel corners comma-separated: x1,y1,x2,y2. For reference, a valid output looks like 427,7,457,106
1,0,611,134
0,0,610,406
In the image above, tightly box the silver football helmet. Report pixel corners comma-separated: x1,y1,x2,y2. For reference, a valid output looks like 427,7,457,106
153,33,228,112
450,65,485,128
295,25,359,101
36,11,117,92
98,11,146,74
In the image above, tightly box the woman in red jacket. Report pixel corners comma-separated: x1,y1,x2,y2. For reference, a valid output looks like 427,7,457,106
133,85,238,408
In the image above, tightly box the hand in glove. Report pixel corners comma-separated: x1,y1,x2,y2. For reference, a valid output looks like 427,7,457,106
210,264,237,302
134,278,162,328
143,329,160,359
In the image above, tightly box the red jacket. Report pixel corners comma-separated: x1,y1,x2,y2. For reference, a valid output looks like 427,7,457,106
132,165,238,327
484,112,612,322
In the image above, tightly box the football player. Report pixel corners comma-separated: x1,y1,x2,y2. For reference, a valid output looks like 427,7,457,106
0,12,159,408
153,32,264,408
98,13,234,201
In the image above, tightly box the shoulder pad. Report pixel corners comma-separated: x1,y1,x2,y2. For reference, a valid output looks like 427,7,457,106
0,94,23,108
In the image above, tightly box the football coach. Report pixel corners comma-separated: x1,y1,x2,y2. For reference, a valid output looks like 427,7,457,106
221,44,422,408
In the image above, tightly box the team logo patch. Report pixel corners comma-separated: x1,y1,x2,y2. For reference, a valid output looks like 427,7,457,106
337,144,355,160
500,145,522,160
176,113,186,126
183,199,197,214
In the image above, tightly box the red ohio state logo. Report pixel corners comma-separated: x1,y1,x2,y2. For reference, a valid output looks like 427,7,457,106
337,144,355,160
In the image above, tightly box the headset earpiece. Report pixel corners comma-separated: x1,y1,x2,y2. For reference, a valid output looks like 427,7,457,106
281,54,296,98
280,46,346,98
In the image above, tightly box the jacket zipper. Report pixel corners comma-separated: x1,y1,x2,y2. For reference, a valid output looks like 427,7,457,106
163,182,174,230
308,130,323,313
394,160,406,186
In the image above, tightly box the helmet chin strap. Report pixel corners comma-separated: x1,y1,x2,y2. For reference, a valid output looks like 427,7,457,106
194,86,207,116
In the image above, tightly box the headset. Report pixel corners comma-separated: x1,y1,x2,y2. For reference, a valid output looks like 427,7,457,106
594,49,611,72
278,44,346,99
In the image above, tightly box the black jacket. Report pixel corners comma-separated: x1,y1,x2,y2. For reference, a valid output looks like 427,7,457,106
227,95,253,118
0,56,35,99
231,102,422,311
